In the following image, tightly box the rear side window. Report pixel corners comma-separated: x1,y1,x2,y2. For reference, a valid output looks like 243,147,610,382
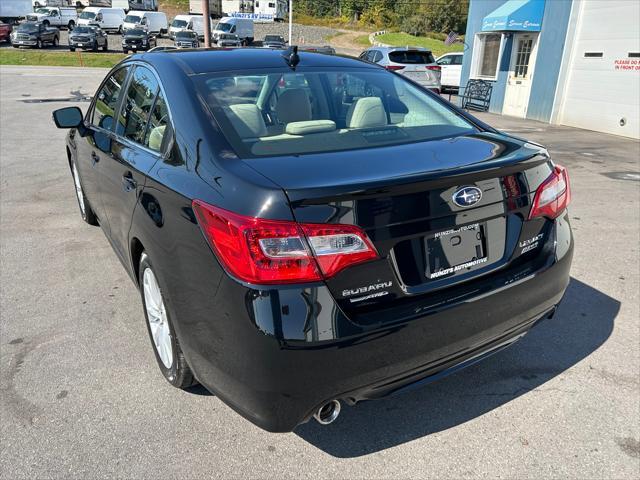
91,66,129,130
119,66,159,145
389,50,435,64
144,91,170,152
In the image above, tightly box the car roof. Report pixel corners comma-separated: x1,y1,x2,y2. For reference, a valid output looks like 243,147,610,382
139,48,376,75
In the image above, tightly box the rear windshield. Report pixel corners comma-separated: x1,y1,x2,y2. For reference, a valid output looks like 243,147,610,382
195,69,476,158
171,19,187,27
264,35,283,42
389,50,435,64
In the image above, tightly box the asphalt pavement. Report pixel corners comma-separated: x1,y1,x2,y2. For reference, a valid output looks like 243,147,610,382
1,65,639,479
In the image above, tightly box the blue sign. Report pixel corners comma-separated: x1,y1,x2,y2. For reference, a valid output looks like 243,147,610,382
481,0,545,32
229,12,275,22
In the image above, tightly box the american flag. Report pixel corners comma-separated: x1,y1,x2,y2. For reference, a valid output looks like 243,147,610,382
444,31,459,46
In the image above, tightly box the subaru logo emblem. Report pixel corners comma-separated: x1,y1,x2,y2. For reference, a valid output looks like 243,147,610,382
452,186,482,207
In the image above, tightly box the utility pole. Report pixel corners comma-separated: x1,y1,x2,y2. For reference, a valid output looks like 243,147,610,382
202,0,211,48
288,0,293,45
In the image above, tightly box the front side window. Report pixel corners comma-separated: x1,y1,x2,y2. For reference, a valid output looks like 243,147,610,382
91,66,129,130
473,33,502,79
196,69,476,158
452,55,463,65
119,66,159,145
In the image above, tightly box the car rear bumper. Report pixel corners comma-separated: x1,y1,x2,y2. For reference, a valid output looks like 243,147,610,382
173,214,573,432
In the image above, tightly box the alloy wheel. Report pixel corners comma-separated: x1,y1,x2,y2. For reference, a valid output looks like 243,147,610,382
143,267,173,369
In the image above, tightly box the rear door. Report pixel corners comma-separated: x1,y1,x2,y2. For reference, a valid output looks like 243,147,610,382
98,65,170,262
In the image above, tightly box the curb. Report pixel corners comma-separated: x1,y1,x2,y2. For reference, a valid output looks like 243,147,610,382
368,30,390,47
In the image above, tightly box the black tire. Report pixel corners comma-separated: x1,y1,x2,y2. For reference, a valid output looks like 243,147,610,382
53,36,58,47
138,252,197,389
70,160,98,226
102,41,108,51
36,39,42,49
92,41,98,52
42,20,49,27
69,47,75,52
123,48,128,54
68,20,75,31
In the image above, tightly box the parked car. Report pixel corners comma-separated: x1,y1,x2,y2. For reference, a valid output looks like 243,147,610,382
437,52,464,91
121,28,157,53
262,34,286,48
77,7,125,33
0,22,12,43
212,17,253,45
26,6,76,30
168,14,204,40
217,33,241,47
360,46,442,93
122,10,167,36
10,21,59,48
68,25,108,51
174,29,198,48
299,44,335,55
52,48,573,433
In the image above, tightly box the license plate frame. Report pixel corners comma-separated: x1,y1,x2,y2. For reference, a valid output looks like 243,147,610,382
425,223,488,280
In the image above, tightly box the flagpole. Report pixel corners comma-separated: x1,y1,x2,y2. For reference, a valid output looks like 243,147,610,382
288,0,293,44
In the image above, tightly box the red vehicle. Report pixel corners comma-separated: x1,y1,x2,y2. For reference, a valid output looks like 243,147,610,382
0,22,12,43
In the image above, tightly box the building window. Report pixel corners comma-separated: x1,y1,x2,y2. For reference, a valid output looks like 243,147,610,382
472,33,504,80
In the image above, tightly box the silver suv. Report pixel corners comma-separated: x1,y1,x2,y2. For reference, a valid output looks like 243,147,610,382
359,46,442,93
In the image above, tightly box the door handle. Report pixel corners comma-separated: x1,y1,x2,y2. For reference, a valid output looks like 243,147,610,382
121,172,137,192
91,151,100,165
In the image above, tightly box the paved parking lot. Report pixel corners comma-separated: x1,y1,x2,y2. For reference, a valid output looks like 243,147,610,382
1,65,639,479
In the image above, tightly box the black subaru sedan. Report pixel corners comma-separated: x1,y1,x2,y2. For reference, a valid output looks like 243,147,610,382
52,48,573,432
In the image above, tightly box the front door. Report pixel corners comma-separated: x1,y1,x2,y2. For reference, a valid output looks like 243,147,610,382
503,32,539,118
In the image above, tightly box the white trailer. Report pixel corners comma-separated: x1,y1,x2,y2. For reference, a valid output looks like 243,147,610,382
221,0,253,16
0,0,33,23
254,0,286,21
189,0,222,18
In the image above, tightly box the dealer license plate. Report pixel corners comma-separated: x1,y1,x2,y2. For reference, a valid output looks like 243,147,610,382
425,223,487,279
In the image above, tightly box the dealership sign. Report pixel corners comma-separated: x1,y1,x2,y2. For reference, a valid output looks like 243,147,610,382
229,12,275,22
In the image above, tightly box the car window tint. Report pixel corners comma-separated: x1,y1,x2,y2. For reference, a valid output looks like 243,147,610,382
91,66,129,131
144,90,170,153
373,51,383,62
120,66,159,145
452,55,463,65
438,55,452,65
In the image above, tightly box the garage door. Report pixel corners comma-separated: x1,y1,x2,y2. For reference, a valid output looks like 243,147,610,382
555,1,640,139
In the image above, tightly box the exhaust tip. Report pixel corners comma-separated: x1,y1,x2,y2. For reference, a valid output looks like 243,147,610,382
313,400,341,425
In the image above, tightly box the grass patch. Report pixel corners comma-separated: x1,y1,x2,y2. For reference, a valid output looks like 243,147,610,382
376,32,464,57
353,34,371,47
0,49,126,68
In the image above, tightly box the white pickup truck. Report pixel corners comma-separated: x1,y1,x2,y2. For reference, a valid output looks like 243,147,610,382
26,6,77,30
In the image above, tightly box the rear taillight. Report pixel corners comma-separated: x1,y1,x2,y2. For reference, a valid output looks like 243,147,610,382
529,165,571,220
385,65,405,71
192,200,378,285
426,65,441,71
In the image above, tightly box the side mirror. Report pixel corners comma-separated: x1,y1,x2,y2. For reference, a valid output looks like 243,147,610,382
53,106,84,129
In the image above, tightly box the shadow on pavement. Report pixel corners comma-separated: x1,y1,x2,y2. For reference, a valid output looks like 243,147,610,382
295,278,618,457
